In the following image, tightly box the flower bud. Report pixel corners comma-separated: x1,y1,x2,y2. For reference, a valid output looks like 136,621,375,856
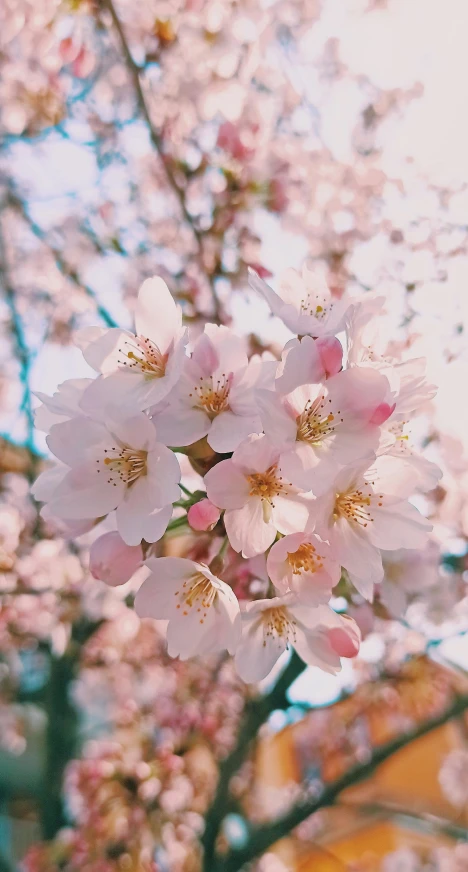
89,532,142,586
327,618,361,659
187,499,221,532
369,401,396,426
316,336,343,376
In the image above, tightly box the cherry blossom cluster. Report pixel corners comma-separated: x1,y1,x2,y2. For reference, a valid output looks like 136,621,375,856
32,265,439,683
19,617,245,872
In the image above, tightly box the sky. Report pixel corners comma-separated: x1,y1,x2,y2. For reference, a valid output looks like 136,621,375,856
2,0,466,430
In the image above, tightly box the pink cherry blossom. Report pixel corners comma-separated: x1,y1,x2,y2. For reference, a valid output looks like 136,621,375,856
35,411,180,545
257,367,394,495
308,456,432,601
267,532,341,606
275,335,343,395
89,532,143,586
377,420,442,493
345,295,388,369
439,749,468,808
34,378,93,432
346,301,436,419
134,557,241,659
151,324,264,453
77,277,188,414
187,499,221,532
248,265,352,338
381,849,421,872
234,594,360,682
326,615,361,658
204,434,310,558
390,357,437,418
315,336,344,378
379,544,440,617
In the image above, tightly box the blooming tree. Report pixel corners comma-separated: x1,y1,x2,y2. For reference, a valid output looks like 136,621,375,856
2,0,468,870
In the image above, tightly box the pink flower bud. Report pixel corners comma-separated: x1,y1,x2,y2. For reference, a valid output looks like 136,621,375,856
369,401,396,426
327,619,361,659
316,336,343,376
187,499,221,532
89,532,142,586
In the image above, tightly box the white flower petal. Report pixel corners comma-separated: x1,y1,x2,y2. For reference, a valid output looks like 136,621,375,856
135,277,182,353
224,497,276,557
207,410,261,453
204,459,250,510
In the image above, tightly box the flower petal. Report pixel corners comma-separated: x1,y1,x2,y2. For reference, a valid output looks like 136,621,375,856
224,497,276,557
207,410,261,453
117,499,172,545
256,389,297,448
205,459,250,510
151,406,210,447
135,277,182,353
235,612,287,682
47,417,108,466
48,463,124,519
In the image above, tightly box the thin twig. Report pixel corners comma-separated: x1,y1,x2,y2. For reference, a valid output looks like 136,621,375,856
99,0,223,321
337,798,468,843
0,220,37,472
166,515,189,533
7,192,118,329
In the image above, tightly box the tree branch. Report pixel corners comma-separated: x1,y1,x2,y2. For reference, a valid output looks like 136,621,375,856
337,798,468,843
0,220,37,472
215,694,468,872
6,192,118,329
99,0,223,322
202,650,306,871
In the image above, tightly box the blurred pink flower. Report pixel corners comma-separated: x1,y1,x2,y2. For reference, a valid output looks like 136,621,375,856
187,499,221,532
89,532,142,586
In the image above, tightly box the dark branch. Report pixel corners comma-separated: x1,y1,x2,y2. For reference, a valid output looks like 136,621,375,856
216,693,468,872
99,0,223,322
0,220,37,470
7,192,118,329
202,650,306,871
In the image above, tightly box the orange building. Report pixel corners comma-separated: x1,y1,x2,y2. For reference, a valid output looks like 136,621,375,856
255,657,468,869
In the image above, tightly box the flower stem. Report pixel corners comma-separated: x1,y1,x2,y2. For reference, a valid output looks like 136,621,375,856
179,482,193,498
166,516,189,533
209,536,230,575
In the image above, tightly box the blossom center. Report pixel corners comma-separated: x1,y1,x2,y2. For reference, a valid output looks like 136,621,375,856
118,335,168,379
300,292,332,320
261,606,296,647
189,373,232,418
388,421,411,454
247,465,289,522
333,487,383,528
384,562,404,584
247,465,288,501
288,542,324,575
97,446,148,486
174,572,217,624
296,396,342,444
